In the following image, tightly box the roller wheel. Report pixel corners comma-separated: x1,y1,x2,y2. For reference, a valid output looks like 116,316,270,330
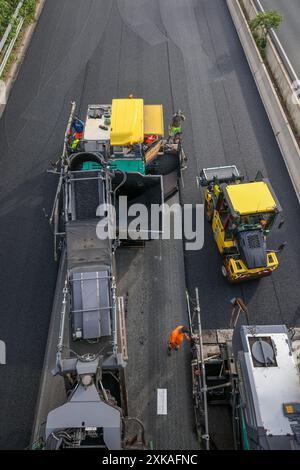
221,265,228,278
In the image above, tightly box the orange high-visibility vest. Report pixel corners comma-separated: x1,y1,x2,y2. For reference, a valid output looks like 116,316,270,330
169,325,186,347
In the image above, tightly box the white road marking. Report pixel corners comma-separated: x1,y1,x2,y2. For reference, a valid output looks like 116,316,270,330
157,388,167,415
0,340,6,365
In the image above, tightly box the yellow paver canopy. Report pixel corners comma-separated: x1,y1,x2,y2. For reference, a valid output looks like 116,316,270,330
110,98,144,146
226,181,277,215
144,105,164,136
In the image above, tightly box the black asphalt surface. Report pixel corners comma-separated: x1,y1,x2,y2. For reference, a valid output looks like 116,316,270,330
1,0,300,449
118,200,199,450
261,0,300,77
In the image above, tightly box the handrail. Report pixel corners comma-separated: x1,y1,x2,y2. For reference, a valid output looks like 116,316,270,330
0,1,23,54
0,1,24,78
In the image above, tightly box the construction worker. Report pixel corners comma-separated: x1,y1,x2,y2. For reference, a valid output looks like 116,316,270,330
168,325,190,355
68,117,84,151
169,110,186,141
72,118,84,134
70,131,83,150
260,218,268,230
172,110,186,128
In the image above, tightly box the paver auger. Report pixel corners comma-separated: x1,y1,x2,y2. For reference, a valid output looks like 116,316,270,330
199,165,285,282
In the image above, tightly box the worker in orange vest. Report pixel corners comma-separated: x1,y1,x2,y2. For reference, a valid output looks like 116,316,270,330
168,325,190,355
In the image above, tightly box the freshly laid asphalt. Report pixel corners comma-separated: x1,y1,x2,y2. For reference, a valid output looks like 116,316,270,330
0,0,300,449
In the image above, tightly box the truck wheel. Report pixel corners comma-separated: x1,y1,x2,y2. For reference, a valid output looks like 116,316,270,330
221,265,228,278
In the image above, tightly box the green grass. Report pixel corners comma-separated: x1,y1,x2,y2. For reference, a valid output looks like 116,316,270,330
0,0,37,39
0,0,37,79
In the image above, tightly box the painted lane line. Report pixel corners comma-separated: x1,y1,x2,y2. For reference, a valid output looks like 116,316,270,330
157,388,167,415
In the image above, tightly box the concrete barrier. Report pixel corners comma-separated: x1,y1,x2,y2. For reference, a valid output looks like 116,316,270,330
265,38,300,136
243,0,300,136
227,0,300,203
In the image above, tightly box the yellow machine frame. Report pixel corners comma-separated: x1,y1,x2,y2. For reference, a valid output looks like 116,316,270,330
202,169,282,283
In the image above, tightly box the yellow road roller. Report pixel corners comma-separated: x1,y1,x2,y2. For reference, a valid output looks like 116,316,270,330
199,166,285,282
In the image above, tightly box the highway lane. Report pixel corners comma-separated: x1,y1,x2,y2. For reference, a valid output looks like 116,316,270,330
0,0,300,449
261,0,300,78
31,1,198,449
0,0,118,449
162,0,300,329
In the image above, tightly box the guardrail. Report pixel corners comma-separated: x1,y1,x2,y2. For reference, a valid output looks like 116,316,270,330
0,1,25,78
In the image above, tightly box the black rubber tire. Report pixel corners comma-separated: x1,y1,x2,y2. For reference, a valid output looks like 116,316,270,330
221,265,228,278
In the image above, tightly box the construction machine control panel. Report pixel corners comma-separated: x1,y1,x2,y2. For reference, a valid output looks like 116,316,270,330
83,105,112,143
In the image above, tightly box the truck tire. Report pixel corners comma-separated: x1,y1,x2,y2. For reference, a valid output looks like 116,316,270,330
221,265,228,278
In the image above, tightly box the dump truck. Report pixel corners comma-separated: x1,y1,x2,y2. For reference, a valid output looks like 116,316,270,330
188,292,300,450
198,165,284,282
